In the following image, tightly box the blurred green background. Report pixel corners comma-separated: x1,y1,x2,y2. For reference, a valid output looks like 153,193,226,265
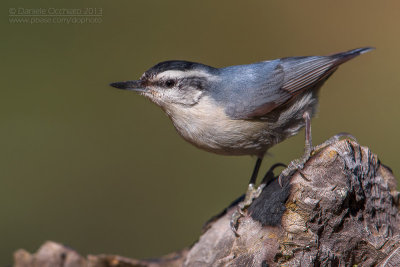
1,0,399,265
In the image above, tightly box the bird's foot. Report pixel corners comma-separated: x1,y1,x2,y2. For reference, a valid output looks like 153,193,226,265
313,132,357,152
278,132,356,187
230,183,265,236
230,163,286,236
278,155,309,187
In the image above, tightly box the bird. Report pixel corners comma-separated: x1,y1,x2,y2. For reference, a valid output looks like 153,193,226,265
110,47,373,235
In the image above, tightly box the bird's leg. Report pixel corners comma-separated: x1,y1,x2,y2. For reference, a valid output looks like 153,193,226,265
278,111,313,187
230,157,263,236
304,110,313,157
240,157,264,210
278,111,358,187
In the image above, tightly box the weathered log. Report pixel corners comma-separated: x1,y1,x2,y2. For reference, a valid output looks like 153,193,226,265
14,140,400,266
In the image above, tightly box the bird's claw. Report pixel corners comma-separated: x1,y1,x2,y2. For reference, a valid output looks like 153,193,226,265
278,158,308,187
230,183,266,236
230,210,241,237
278,132,357,187
313,132,357,152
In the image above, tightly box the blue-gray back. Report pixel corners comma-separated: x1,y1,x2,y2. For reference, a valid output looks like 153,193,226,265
208,47,372,119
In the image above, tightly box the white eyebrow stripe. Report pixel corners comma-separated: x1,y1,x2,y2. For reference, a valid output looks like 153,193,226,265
155,70,216,80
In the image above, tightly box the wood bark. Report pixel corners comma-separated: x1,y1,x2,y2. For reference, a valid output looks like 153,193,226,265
14,140,400,266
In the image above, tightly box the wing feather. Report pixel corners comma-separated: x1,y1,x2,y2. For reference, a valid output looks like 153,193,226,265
225,47,373,119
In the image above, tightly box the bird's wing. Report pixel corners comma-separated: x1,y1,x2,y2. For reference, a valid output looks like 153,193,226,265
225,47,373,119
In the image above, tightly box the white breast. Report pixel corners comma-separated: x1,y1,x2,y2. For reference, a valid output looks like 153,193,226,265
165,96,271,156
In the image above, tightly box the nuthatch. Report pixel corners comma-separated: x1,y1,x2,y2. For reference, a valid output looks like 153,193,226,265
110,47,373,234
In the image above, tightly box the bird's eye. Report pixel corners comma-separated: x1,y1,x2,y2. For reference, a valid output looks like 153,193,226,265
165,79,176,88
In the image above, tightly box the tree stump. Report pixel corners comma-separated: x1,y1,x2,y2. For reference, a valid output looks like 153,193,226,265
14,140,400,266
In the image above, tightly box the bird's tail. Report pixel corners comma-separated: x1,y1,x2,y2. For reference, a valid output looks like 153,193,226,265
330,47,375,64
279,47,374,99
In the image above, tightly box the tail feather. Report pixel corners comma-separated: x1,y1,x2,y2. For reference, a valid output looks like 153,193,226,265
281,47,374,96
330,47,375,63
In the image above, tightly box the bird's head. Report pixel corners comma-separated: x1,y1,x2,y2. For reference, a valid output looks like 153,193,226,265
110,60,219,111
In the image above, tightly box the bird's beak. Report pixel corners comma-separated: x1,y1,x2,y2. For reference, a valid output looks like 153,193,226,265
109,80,146,92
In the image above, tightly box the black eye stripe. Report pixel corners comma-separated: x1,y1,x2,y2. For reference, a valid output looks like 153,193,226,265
151,76,207,89
181,77,206,90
